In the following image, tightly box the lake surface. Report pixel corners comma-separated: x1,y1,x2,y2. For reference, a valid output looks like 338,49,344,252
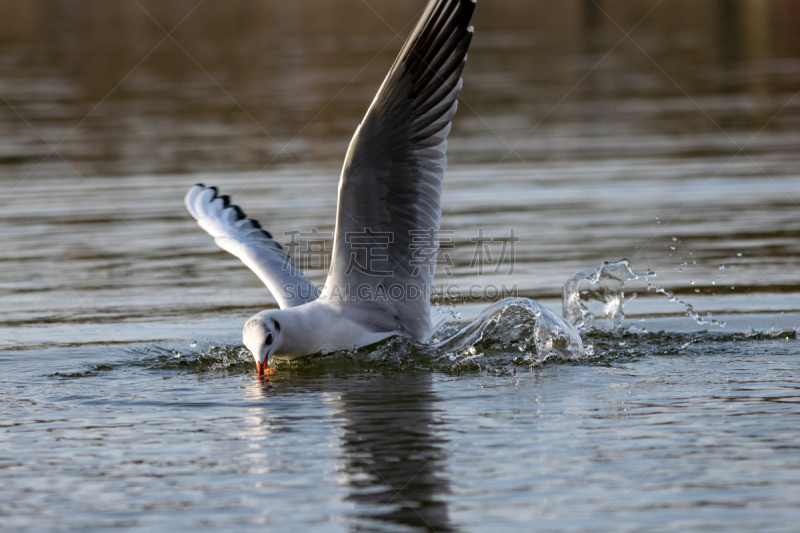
2,1,800,531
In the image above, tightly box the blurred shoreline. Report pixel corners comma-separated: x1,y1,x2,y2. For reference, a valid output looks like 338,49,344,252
0,0,798,178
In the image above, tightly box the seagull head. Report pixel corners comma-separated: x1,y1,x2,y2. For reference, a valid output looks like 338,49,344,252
243,312,283,375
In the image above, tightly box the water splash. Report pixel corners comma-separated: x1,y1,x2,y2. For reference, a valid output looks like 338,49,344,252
429,297,584,365
562,259,726,331
82,261,751,378
642,282,726,327
263,298,585,375
152,343,252,372
563,260,653,331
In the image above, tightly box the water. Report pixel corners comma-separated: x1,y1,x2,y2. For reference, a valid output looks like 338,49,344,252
2,1,800,531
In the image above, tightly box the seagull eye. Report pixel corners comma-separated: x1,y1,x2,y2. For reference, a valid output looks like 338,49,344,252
265,333,273,346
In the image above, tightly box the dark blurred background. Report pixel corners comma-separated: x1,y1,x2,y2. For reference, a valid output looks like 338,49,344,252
0,0,798,179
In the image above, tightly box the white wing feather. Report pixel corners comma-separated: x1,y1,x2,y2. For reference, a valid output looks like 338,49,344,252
322,0,475,340
185,184,319,309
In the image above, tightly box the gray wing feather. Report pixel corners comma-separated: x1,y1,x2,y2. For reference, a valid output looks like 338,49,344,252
322,0,475,340
185,184,320,309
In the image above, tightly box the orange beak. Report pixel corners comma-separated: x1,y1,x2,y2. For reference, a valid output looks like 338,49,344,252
255,361,275,376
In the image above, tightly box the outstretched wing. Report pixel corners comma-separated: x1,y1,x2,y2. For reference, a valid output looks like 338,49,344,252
322,0,475,340
184,184,320,309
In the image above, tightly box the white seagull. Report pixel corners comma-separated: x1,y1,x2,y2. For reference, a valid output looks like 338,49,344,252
185,0,476,374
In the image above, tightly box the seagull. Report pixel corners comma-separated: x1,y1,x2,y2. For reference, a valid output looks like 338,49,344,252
185,0,476,374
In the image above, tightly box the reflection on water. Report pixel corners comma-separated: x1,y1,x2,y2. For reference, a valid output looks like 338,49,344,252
242,370,452,531
338,375,452,533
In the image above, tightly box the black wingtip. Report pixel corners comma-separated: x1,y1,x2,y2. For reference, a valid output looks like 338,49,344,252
244,219,273,239
194,182,205,188
192,184,275,243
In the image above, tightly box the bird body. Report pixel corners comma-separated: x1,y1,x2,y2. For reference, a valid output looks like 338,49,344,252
185,0,476,372
246,302,399,359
